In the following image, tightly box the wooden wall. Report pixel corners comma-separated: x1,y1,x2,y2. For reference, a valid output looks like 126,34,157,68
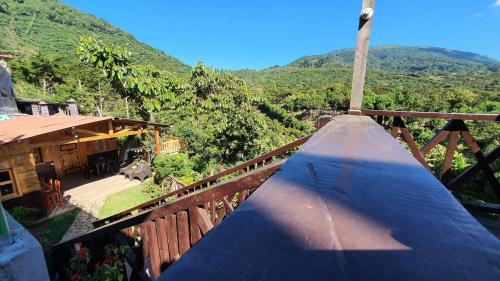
0,138,118,202
0,141,41,201
1,119,121,203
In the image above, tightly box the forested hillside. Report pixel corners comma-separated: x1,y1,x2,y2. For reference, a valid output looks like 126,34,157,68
289,46,499,73
0,0,190,74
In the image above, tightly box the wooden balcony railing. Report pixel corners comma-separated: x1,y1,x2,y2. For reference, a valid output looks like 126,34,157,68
93,134,311,227
160,136,185,155
52,111,499,281
53,134,312,280
359,110,500,201
53,161,284,280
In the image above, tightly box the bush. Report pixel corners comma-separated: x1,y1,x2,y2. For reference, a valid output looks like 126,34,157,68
10,205,39,227
257,99,313,133
152,153,195,184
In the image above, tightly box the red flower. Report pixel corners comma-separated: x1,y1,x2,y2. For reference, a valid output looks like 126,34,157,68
103,258,112,265
79,247,88,258
71,273,81,281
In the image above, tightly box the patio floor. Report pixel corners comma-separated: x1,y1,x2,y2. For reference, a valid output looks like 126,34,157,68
62,173,142,211
55,173,143,241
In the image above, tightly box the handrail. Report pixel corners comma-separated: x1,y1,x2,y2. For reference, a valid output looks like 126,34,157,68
360,109,500,121
93,134,312,227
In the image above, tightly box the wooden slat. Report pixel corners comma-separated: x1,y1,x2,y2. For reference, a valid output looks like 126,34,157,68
140,224,149,261
441,131,459,183
460,131,500,198
189,208,202,245
196,207,214,235
391,126,399,138
177,211,190,256
237,189,248,205
166,214,180,262
449,147,500,191
421,128,450,156
155,218,170,264
145,221,161,279
210,200,216,224
222,197,235,213
215,205,227,226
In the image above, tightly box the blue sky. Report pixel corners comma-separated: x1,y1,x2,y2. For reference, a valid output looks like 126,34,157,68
61,0,500,70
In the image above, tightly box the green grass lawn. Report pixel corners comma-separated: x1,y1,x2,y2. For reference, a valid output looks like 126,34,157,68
98,184,150,219
29,208,80,275
30,208,80,247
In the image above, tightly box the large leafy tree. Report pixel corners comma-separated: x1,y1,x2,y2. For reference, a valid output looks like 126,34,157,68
77,37,184,121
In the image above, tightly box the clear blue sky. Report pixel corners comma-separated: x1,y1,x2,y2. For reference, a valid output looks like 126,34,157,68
61,0,500,70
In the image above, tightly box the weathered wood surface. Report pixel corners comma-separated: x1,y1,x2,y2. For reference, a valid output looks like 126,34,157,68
160,115,500,281
349,0,375,112
361,109,500,121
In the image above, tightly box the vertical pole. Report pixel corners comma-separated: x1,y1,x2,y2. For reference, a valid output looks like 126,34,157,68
0,201,12,247
154,127,161,156
349,0,376,114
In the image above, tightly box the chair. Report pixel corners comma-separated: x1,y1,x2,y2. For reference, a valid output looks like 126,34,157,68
53,179,63,208
41,179,56,214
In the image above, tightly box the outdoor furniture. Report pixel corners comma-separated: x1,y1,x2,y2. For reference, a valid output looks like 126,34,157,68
123,162,152,182
53,179,63,208
86,150,119,177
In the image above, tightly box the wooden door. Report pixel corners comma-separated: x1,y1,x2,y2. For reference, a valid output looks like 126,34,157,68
60,144,81,175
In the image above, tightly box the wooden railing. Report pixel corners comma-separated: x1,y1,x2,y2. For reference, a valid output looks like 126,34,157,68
53,161,284,280
359,110,500,200
93,134,311,228
160,136,185,155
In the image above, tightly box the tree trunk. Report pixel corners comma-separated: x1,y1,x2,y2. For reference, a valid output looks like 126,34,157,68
125,97,130,118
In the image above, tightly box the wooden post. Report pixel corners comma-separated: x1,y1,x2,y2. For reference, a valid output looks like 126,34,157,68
107,120,113,135
348,0,376,114
154,127,161,156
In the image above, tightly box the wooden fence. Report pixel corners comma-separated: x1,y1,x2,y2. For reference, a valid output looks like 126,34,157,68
160,136,185,155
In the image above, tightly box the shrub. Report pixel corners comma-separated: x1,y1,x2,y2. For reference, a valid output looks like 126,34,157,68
152,153,195,184
10,205,39,227
257,100,313,133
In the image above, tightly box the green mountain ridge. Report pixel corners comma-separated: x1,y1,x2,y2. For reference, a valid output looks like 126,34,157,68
0,0,191,76
288,45,499,73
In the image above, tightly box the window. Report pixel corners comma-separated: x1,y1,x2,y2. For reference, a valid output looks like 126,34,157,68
0,169,17,199
32,147,43,164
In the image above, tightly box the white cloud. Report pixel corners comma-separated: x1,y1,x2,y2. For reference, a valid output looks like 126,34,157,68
493,0,500,8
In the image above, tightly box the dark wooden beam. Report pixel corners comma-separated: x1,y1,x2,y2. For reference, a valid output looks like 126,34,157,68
361,110,500,121
349,0,376,112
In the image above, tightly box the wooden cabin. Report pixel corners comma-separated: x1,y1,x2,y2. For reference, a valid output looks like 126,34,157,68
0,115,171,214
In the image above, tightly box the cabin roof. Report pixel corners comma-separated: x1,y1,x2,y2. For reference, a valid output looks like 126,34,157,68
0,115,111,145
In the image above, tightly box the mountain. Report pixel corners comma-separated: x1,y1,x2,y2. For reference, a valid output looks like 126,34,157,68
288,46,499,73
0,0,191,76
